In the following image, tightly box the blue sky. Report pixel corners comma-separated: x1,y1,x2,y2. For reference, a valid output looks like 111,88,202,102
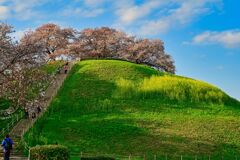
0,0,239,100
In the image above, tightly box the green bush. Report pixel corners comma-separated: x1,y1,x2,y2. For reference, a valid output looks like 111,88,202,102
29,145,69,160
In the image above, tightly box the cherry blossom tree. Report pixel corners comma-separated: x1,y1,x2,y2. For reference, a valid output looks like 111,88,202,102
0,23,53,109
70,27,175,73
21,23,76,58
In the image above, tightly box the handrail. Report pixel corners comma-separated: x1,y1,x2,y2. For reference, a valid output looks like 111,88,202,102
0,111,24,138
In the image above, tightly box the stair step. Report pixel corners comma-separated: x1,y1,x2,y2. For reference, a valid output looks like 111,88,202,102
2,65,73,160
0,152,25,155
0,155,28,159
0,157,28,160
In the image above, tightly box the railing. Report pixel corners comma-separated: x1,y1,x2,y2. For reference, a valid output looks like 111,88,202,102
0,111,24,138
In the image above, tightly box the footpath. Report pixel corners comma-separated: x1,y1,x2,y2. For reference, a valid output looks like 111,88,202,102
0,62,75,160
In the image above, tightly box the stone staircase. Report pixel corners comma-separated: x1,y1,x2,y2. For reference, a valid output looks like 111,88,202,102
0,61,76,160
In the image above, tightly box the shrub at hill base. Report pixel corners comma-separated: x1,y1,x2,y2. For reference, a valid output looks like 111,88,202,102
29,145,69,160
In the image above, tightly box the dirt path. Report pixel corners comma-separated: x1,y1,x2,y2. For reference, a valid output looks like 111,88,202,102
0,62,75,160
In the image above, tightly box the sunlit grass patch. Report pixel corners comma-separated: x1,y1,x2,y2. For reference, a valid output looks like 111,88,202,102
114,75,232,105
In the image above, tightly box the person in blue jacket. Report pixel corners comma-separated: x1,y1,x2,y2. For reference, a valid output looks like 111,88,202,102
1,134,14,160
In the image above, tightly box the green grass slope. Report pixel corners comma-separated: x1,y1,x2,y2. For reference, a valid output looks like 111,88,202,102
25,60,240,159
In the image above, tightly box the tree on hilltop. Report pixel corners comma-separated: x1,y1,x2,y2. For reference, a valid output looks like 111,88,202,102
20,23,76,59
69,27,175,73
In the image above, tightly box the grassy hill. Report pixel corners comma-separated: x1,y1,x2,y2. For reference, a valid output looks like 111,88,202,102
24,60,240,159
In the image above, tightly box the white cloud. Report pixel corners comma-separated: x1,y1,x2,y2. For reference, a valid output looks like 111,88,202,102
116,0,165,24
11,0,49,20
0,0,6,4
62,0,106,18
216,65,224,70
192,30,240,48
62,7,104,18
0,0,7,5
169,0,213,24
139,19,170,35
83,8,104,17
113,0,222,35
138,0,221,35
0,0,51,20
0,5,9,20
84,0,107,7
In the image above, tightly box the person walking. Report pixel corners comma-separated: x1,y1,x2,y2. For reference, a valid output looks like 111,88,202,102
64,62,69,74
24,110,29,119
1,134,13,160
32,112,36,119
37,105,42,114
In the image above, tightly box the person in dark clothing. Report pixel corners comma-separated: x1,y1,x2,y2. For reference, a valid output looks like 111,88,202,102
25,110,29,119
64,63,69,74
1,134,14,160
37,106,42,114
32,112,36,119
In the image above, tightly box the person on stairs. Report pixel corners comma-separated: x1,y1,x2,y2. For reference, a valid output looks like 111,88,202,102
1,134,13,160
64,62,69,74
37,105,42,114
24,108,29,119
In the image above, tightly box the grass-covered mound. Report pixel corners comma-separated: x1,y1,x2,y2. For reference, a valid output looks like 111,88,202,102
25,60,240,159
